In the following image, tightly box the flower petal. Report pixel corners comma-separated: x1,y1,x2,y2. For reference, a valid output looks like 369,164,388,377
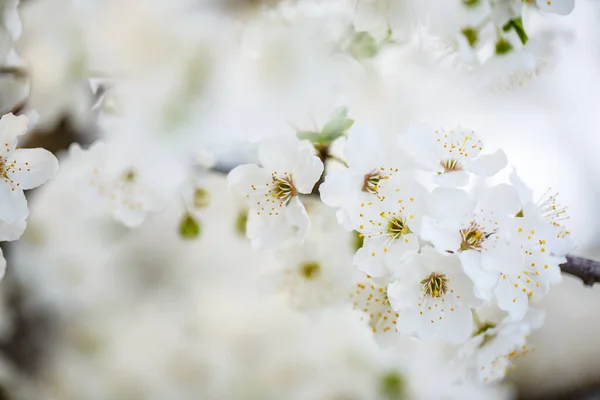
0,218,26,241
258,135,300,173
285,196,310,243
0,185,27,224
536,0,574,15
0,113,28,154
292,148,323,194
436,307,473,344
432,171,469,188
5,148,59,190
0,247,5,281
467,150,507,177
227,164,270,197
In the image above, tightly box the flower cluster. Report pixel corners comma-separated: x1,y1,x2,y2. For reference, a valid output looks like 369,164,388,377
230,118,574,383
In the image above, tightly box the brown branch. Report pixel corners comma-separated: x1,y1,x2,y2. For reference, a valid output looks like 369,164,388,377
560,255,600,287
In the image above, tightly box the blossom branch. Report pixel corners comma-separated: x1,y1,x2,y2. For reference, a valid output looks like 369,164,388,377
560,255,600,287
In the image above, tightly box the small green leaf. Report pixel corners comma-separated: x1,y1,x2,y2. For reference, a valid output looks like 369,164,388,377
461,27,479,47
495,38,513,55
179,213,201,239
296,107,354,145
502,17,528,45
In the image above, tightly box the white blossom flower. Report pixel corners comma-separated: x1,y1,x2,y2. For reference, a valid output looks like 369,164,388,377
320,124,410,230
401,124,507,188
350,173,428,277
536,0,575,15
387,248,483,344
421,184,522,295
351,272,400,337
267,204,354,311
511,171,575,256
70,140,184,227
0,113,58,225
455,309,544,383
228,135,323,250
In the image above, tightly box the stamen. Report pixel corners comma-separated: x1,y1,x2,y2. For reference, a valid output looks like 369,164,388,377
386,216,412,239
421,272,449,298
362,170,383,194
440,159,462,173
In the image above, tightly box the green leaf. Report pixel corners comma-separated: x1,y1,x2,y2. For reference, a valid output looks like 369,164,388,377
179,213,201,239
296,107,354,145
502,17,528,45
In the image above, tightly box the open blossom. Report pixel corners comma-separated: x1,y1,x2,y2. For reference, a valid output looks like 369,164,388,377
489,211,566,320
228,135,323,250
421,184,522,295
511,171,575,256
267,205,354,311
387,248,483,344
0,113,58,225
401,124,507,188
455,309,544,384
536,0,575,15
320,124,410,229
350,173,428,277
351,272,400,338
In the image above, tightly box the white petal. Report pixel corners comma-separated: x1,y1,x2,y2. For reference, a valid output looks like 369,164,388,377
536,0,574,15
344,124,384,170
427,188,474,222
421,215,462,252
435,307,473,344
5,148,58,190
482,244,524,275
319,170,352,208
496,280,529,320
0,218,26,241
458,251,499,293
467,150,507,177
354,247,387,277
0,185,27,224
227,164,270,197
258,135,300,173
0,113,28,144
432,171,469,188
509,169,533,204
478,184,521,216
292,148,323,194
113,207,147,227
246,212,292,250
285,196,310,243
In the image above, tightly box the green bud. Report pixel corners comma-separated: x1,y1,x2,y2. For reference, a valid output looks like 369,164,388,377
380,370,405,399
462,0,480,7
179,213,201,239
235,210,248,236
461,27,479,48
193,187,210,209
495,38,513,55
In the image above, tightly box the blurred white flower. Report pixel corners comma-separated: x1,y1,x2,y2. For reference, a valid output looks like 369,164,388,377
228,135,323,249
456,309,544,384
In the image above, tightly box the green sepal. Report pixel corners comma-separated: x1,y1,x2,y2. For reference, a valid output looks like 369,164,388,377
179,212,201,239
502,17,528,45
495,38,513,55
461,27,479,47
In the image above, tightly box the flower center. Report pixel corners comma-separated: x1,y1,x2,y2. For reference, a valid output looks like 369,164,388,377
460,222,490,251
386,216,412,239
269,173,296,204
440,159,462,173
362,170,382,194
121,168,137,182
420,272,449,298
300,262,320,280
